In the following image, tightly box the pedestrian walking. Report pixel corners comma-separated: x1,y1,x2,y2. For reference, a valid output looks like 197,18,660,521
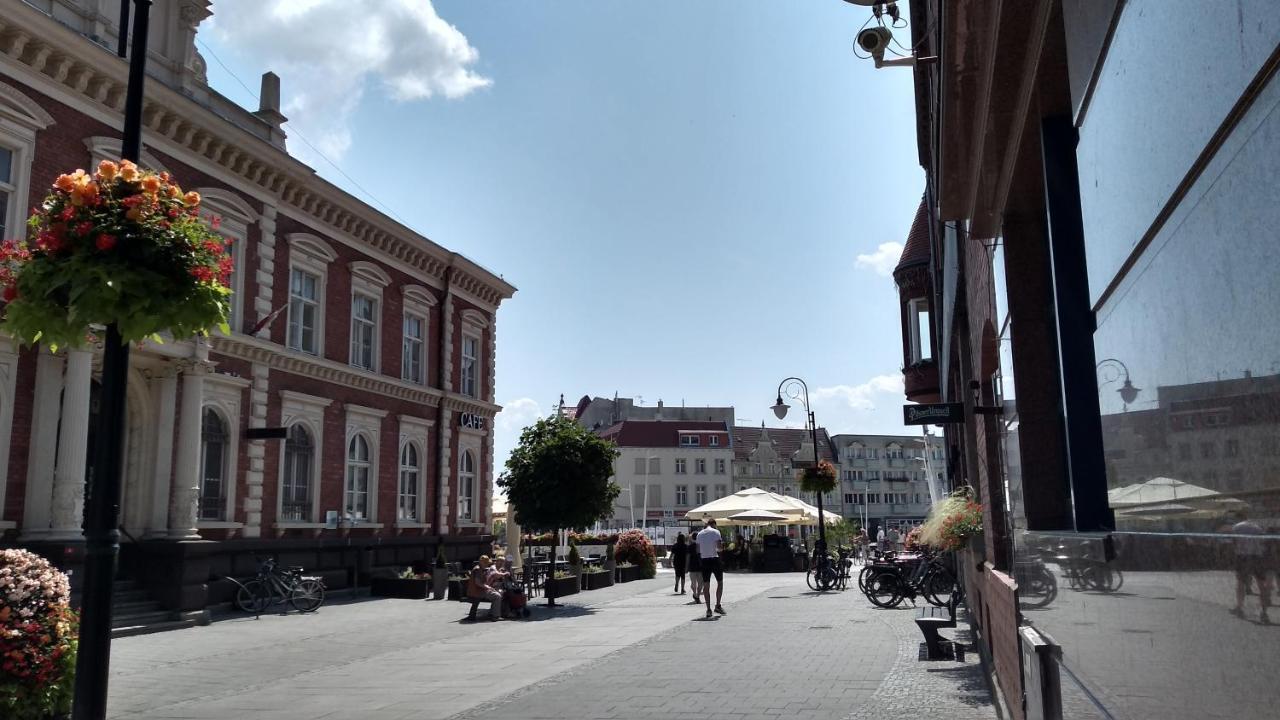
672,533,689,594
688,528,704,603
876,526,887,553
697,519,726,618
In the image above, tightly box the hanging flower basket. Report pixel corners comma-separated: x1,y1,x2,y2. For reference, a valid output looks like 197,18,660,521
0,549,78,720
0,159,232,349
799,459,838,494
919,489,984,552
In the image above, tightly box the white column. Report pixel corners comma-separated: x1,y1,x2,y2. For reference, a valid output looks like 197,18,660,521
48,349,93,540
169,361,208,539
146,368,179,537
20,349,64,538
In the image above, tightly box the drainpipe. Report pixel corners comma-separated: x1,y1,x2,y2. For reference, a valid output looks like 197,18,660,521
435,265,454,550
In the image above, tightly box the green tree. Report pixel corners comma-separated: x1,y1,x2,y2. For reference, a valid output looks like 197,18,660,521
499,415,620,604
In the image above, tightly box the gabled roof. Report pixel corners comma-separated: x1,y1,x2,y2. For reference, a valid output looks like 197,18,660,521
597,421,730,448
731,425,836,463
895,194,932,274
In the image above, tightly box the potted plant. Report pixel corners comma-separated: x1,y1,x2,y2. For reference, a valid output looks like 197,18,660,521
799,459,838,495
567,541,582,589
1,549,78,720
918,489,984,553
447,568,469,602
370,567,431,599
546,570,580,598
432,544,448,600
614,529,657,579
1,160,233,349
614,561,636,583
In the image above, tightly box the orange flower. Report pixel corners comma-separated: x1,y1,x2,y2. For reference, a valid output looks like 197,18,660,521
70,180,99,207
53,173,76,192
96,159,119,181
141,175,162,194
119,160,139,182
125,206,144,222
183,191,201,207
165,184,181,199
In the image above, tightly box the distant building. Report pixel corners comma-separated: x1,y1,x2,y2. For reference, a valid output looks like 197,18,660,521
829,434,944,536
570,395,735,432
596,420,734,529
730,425,840,522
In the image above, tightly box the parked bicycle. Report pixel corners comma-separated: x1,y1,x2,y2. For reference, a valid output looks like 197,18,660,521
860,549,960,609
806,546,855,591
231,557,326,615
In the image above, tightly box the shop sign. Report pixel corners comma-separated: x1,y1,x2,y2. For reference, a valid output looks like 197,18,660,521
459,413,487,430
903,402,964,425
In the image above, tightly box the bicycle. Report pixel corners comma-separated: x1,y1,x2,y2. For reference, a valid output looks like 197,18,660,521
807,546,854,591
860,550,959,609
231,557,326,615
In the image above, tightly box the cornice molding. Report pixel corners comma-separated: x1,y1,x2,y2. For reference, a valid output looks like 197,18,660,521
0,7,515,306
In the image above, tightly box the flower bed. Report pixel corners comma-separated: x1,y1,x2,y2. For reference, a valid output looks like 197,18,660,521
1,160,233,349
1,550,77,720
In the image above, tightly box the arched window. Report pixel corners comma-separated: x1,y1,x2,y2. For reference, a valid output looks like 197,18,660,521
199,408,229,521
458,450,475,521
399,443,420,521
345,434,371,521
282,425,313,521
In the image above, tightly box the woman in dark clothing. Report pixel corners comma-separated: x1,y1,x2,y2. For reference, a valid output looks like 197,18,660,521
672,533,689,594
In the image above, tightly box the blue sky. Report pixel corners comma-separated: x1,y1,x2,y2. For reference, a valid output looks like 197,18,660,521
198,0,926,476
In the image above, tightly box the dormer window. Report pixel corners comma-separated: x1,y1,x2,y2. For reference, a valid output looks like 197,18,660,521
681,435,700,447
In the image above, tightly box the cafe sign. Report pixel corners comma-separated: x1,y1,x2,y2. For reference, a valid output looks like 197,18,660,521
903,402,964,426
459,412,487,430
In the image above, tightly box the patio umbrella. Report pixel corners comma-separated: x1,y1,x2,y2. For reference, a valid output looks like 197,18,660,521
724,509,792,526
1109,476,1245,510
685,487,805,521
773,494,843,525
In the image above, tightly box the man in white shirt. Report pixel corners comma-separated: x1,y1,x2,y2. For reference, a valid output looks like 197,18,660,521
876,526,887,553
696,519,726,618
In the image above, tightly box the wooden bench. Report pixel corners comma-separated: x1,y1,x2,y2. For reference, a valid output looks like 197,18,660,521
914,595,959,660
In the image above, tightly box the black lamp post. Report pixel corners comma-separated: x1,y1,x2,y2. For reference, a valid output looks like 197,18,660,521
770,377,828,565
72,3,151,719
1096,358,1140,411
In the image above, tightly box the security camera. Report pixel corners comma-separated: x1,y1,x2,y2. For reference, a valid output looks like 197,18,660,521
857,26,893,58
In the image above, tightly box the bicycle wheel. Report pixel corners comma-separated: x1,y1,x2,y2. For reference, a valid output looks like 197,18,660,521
857,566,876,594
289,579,326,613
923,566,958,607
235,579,269,614
1022,567,1058,608
864,574,903,608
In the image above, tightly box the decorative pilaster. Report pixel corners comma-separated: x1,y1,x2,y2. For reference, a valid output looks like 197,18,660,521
48,349,93,540
169,350,211,539
254,204,277,337
438,425,452,534
145,367,179,537
242,361,270,537
21,348,64,538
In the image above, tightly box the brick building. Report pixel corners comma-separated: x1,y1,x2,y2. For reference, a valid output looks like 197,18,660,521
0,1,514,621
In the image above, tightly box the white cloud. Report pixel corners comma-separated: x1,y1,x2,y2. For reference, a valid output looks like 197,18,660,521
205,0,491,160
855,242,904,277
496,397,542,433
812,374,904,411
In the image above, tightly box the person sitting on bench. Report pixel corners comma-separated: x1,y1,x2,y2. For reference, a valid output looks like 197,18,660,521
467,555,502,621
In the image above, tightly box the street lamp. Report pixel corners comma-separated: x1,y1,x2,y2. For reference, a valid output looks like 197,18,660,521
1097,358,1141,410
770,377,828,563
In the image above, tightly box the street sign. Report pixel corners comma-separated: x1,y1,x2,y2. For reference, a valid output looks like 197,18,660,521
903,402,964,425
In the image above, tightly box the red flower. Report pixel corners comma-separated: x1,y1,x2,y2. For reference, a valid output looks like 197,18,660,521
210,215,222,229
74,221,93,236
95,234,117,251
58,207,76,221
203,239,225,254
2,285,17,302
189,265,215,282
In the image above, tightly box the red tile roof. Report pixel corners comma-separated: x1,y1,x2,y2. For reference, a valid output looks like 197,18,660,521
597,420,731,448
894,194,931,273
731,425,836,463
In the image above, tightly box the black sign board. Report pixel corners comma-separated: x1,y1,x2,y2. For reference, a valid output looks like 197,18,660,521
903,403,964,426
245,427,289,440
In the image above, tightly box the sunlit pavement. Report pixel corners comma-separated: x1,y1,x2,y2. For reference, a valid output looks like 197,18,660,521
107,570,996,720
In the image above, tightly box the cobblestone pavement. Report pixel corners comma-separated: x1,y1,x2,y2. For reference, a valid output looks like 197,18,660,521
107,571,997,720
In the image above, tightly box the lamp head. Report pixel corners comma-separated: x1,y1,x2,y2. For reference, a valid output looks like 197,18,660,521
771,396,789,420
1119,378,1141,406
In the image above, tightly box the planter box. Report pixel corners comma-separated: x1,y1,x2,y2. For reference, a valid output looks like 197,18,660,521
545,576,580,599
615,565,640,583
447,579,465,601
582,571,613,590
370,577,430,599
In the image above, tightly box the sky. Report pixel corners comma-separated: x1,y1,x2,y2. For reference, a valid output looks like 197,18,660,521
197,0,927,484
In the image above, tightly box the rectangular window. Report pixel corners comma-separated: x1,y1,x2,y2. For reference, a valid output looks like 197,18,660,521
695,458,706,474
461,335,479,397
634,457,646,474
680,435,700,446
675,458,687,474
402,314,425,384
867,493,880,504
649,457,661,474
709,435,720,446
715,458,726,474
715,483,727,499
695,485,707,504
1225,438,1240,458
676,485,688,506
866,448,879,459
0,147,13,242
908,298,933,362
287,268,320,354
350,294,378,370
868,471,880,481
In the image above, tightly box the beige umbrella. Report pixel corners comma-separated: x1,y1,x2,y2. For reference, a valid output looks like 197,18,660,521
685,487,805,521
774,493,843,525
724,509,792,526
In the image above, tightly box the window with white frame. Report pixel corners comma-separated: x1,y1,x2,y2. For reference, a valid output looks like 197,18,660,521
681,435,700,446
288,268,321,354
0,84,51,260
281,424,314,521
715,458,726,474
350,293,378,370
345,434,372,520
695,485,707,504
715,483,727,499
458,450,476,520
866,448,879,460
0,145,15,241
844,493,855,505
908,297,933,362
709,435,720,446
461,334,479,397
887,445,904,459
199,408,229,521
402,313,425,384
675,485,688,506
399,443,420,521
695,458,706,474
675,458,687,474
